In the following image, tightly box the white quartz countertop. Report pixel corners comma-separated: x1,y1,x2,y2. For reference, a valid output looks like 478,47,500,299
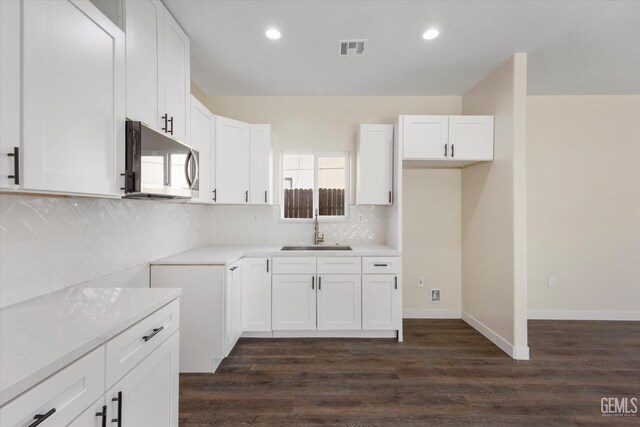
150,244,401,266
0,287,181,406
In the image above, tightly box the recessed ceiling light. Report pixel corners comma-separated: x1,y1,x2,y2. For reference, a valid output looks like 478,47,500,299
265,28,281,40
422,29,440,40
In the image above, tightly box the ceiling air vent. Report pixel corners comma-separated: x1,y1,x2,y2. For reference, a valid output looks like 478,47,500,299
338,39,367,57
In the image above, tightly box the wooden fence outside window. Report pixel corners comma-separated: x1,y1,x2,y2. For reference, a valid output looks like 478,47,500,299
283,188,345,218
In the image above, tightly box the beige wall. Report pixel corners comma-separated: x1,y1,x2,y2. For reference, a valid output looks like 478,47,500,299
403,168,461,315
527,96,640,318
461,54,529,359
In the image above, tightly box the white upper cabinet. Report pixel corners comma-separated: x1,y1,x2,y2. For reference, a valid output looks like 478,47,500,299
448,115,494,161
190,96,214,203
125,0,190,142
1,0,126,196
402,115,449,160
213,116,250,204
356,124,394,205
400,115,494,166
249,124,273,205
124,0,163,129
162,10,190,143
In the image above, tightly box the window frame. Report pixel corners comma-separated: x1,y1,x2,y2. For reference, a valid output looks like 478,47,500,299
280,151,350,223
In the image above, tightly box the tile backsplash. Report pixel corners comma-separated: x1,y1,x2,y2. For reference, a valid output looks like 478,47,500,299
210,205,387,246
0,195,213,308
0,195,387,308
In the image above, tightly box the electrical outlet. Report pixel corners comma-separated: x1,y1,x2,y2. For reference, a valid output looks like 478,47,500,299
430,288,441,304
357,213,365,224
548,276,558,288
252,214,259,223
417,276,425,288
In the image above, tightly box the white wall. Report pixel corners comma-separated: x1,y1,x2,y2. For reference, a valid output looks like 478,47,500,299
527,95,640,320
461,54,529,359
0,195,214,308
402,168,461,318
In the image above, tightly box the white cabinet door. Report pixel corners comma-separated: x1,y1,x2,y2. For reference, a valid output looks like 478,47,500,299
124,0,163,129
0,0,20,189
272,275,316,330
107,332,179,427
242,258,272,332
214,116,250,204
150,265,225,373
402,115,449,160
225,261,243,356
448,115,494,161
190,96,214,203
249,124,273,205
21,0,125,196
317,275,362,330
357,124,393,205
162,9,190,143
362,275,401,330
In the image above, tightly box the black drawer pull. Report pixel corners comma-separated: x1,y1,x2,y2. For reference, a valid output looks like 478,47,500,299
394,276,398,290
374,263,388,267
28,408,56,427
96,405,107,427
143,326,164,342
7,147,19,185
212,189,216,202
230,266,238,271
111,391,122,426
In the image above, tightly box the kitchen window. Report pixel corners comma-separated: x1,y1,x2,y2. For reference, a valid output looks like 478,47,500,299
281,153,350,221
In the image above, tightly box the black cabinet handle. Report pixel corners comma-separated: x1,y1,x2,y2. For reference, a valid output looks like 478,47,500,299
265,190,267,203
7,147,19,185
142,326,164,342
266,259,269,273
311,276,314,290
444,143,448,157
451,144,454,158
161,114,169,133
28,408,56,427
168,116,174,135
245,190,248,203
96,405,107,427
388,191,392,204
374,263,388,267
230,266,238,271
212,189,216,202
111,391,122,427
394,276,398,290
318,276,322,290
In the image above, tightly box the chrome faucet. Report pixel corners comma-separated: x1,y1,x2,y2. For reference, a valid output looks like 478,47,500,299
314,210,324,245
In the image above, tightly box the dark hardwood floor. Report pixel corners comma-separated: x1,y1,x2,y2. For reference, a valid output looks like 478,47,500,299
179,320,640,426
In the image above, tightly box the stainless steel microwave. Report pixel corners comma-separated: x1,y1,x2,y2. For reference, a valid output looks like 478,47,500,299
124,120,199,199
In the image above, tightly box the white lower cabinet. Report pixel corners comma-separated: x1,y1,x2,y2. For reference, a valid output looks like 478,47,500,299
149,262,243,372
317,275,362,330
242,258,272,332
272,275,317,330
0,300,180,427
106,331,180,427
362,275,401,330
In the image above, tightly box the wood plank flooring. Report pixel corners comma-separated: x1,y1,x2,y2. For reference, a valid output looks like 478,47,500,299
179,320,640,425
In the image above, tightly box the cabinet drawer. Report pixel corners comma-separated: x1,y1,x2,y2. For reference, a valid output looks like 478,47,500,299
362,257,400,274
272,257,316,274
0,346,104,427
105,299,180,389
317,257,362,274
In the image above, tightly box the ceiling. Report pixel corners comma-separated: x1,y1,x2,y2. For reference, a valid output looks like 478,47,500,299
163,0,640,96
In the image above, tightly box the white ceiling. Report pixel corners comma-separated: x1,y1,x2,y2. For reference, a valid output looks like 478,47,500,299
163,0,640,96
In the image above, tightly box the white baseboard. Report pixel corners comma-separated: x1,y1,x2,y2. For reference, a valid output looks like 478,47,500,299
528,310,640,321
462,311,530,360
403,309,461,319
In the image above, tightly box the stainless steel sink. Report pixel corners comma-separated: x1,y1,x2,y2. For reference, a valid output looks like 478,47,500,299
281,245,352,251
